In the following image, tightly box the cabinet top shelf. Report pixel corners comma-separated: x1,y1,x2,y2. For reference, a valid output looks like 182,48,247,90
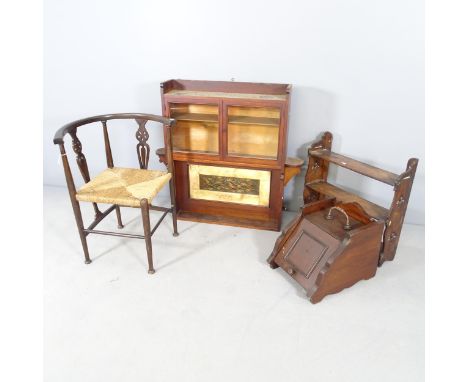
161,79,291,100
172,112,218,123
309,149,400,186
166,89,287,101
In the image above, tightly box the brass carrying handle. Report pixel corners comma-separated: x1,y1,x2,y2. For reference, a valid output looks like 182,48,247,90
325,207,352,230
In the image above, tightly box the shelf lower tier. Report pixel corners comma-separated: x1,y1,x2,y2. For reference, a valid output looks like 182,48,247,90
305,181,389,220
171,112,280,126
177,211,280,231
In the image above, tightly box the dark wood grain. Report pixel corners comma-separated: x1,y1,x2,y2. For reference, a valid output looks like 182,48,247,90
305,181,389,219
54,113,173,145
58,143,91,264
53,113,179,273
160,79,290,96
309,149,399,186
159,80,296,231
303,132,332,204
310,219,384,303
102,120,114,168
302,131,418,266
135,119,150,169
380,158,418,264
269,199,384,303
140,198,155,274
69,129,101,217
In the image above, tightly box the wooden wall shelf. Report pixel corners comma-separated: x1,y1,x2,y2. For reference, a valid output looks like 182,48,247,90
158,79,303,231
302,132,418,265
268,132,418,303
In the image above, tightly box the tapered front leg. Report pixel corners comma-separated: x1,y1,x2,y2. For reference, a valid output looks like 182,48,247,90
115,205,124,229
59,143,91,264
71,199,91,264
140,199,155,274
169,178,179,237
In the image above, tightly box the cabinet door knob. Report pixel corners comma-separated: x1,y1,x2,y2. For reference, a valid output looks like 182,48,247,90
287,268,295,275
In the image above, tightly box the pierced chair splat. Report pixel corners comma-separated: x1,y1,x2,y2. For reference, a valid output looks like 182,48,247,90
53,113,179,274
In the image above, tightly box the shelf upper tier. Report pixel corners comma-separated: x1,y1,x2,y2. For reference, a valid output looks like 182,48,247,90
172,113,218,123
228,116,280,126
305,180,389,220
309,149,400,186
162,79,291,100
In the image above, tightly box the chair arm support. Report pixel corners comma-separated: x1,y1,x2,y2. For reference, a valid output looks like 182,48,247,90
53,113,175,144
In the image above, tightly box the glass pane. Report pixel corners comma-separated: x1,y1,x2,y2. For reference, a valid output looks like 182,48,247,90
170,103,219,154
227,106,280,159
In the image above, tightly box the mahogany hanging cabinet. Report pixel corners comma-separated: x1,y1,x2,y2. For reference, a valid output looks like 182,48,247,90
156,79,303,231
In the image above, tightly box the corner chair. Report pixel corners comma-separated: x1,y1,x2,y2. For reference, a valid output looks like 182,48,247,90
53,113,178,274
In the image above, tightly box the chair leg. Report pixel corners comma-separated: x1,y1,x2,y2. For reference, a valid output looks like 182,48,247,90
140,199,155,274
115,205,124,229
169,178,179,237
71,199,91,264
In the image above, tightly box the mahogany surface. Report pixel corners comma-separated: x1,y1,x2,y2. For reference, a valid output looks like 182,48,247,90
158,79,300,231
268,200,384,303
305,181,389,219
302,132,418,265
53,113,179,274
268,132,418,302
308,149,399,185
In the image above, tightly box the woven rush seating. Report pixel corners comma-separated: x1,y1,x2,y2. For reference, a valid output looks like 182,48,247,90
53,113,178,274
76,167,172,207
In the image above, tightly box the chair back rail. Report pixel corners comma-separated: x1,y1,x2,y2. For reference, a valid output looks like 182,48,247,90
53,113,175,216
135,119,151,169
53,113,173,145
102,120,114,168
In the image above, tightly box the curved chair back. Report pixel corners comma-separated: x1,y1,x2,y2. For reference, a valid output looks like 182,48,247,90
54,113,175,217
53,113,178,273
54,112,174,182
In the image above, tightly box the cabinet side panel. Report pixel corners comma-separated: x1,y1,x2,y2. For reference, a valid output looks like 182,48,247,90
311,222,384,303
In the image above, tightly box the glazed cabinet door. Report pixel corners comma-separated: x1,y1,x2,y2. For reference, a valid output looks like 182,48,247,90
168,100,220,155
223,101,283,162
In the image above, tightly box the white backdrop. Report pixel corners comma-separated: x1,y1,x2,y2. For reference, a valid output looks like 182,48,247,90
44,0,424,224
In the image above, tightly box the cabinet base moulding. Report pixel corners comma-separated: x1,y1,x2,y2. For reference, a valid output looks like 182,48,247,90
176,211,280,231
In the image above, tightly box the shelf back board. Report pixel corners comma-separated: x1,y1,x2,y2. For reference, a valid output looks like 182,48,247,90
162,79,291,97
228,124,279,159
172,120,219,154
